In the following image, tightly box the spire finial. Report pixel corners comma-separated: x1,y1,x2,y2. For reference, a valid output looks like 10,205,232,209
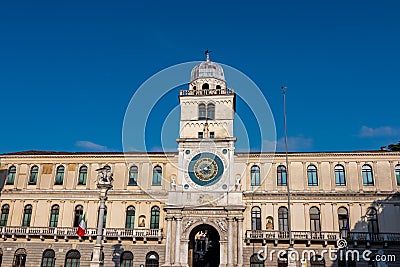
205,49,211,62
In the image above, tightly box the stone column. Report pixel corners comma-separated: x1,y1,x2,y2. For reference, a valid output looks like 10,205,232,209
174,216,182,265
227,217,234,267
237,217,244,267
164,216,173,266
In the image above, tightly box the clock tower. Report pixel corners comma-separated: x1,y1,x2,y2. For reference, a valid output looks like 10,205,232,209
165,53,245,267
169,52,239,205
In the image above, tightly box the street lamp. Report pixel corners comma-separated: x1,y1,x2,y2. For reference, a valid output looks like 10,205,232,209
90,166,113,267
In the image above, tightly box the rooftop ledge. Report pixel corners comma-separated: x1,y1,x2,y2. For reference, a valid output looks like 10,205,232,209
179,88,234,96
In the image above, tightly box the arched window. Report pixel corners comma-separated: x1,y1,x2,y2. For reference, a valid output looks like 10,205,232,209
362,164,374,185
216,85,221,89
125,206,135,229
145,251,159,267
152,166,162,186
207,103,215,120
6,165,16,185
73,205,83,227
65,250,80,267
202,83,209,89
0,204,10,226
251,206,261,230
335,164,346,186
251,165,260,186
310,255,325,267
150,206,160,229
13,248,27,267
128,165,138,186
277,165,287,186
120,251,134,267
198,103,206,120
49,205,59,227
366,207,379,234
310,207,321,232
28,165,39,185
250,253,264,267
78,165,87,185
278,206,288,232
41,249,55,267
22,204,32,226
55,165,64,185
307,165,318,186
338,207,349,238
395,164,400,186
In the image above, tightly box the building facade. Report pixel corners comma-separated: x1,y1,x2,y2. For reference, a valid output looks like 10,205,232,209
0,55,400,267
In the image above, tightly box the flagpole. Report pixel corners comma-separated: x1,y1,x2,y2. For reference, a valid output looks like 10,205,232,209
282,86,295,266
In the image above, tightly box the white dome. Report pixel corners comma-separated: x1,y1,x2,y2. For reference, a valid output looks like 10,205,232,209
190,54,225,82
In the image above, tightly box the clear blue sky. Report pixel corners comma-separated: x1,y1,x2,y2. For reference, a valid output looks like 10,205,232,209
1,0,399,153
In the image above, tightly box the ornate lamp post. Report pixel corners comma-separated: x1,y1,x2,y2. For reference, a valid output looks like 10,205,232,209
90,166,113,267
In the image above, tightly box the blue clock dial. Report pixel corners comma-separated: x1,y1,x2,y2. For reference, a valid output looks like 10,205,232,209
188,152,224,186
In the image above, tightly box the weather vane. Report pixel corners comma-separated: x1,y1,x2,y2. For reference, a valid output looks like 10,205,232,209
205,49,212,61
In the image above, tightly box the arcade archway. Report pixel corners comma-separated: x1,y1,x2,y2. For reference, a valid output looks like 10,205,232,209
188,224,220,267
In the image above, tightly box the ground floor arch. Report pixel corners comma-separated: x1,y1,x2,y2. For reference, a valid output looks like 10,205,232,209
188,224,220,267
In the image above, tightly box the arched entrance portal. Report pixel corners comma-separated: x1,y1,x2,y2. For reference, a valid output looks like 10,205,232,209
188,224,220,267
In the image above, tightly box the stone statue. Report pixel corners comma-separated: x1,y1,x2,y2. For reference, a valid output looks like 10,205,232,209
97,167,113,186
216,219,227,232
235,177,241,191
170,177,176,191
266,217,274,230
183,219,196,232
138,217,145,227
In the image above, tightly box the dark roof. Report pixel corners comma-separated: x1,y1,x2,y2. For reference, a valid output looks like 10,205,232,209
1,149,395,156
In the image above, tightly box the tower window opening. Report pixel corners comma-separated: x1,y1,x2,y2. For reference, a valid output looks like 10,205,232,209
202,83,209,89
198,132,204,138
210,132,215,138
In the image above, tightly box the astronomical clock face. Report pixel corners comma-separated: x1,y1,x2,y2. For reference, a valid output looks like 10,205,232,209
188,152,224,186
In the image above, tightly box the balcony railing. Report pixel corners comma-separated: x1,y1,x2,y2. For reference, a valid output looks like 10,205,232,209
347,232,400,244
245,230,340,244
1,226,163,243
180,88,234,96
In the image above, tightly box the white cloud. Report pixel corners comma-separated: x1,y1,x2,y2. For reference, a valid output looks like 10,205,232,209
75,141,108,151
359,126,399,138
263,136,313,152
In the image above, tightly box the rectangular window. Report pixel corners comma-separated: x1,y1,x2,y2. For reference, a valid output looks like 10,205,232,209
129,173,138,186
0,213,8,226
55,173,64,185
335,172,346,186
209,132,215,138
49,214,58,228
308,173,318,186
28,173,37,185
152,168,162,186
362,172,374,186
6,172,15,185
198,132,203,138
22,213,31,227
78,172,87,185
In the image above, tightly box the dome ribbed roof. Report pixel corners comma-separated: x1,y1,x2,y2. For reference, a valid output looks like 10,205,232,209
190,53,225,82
